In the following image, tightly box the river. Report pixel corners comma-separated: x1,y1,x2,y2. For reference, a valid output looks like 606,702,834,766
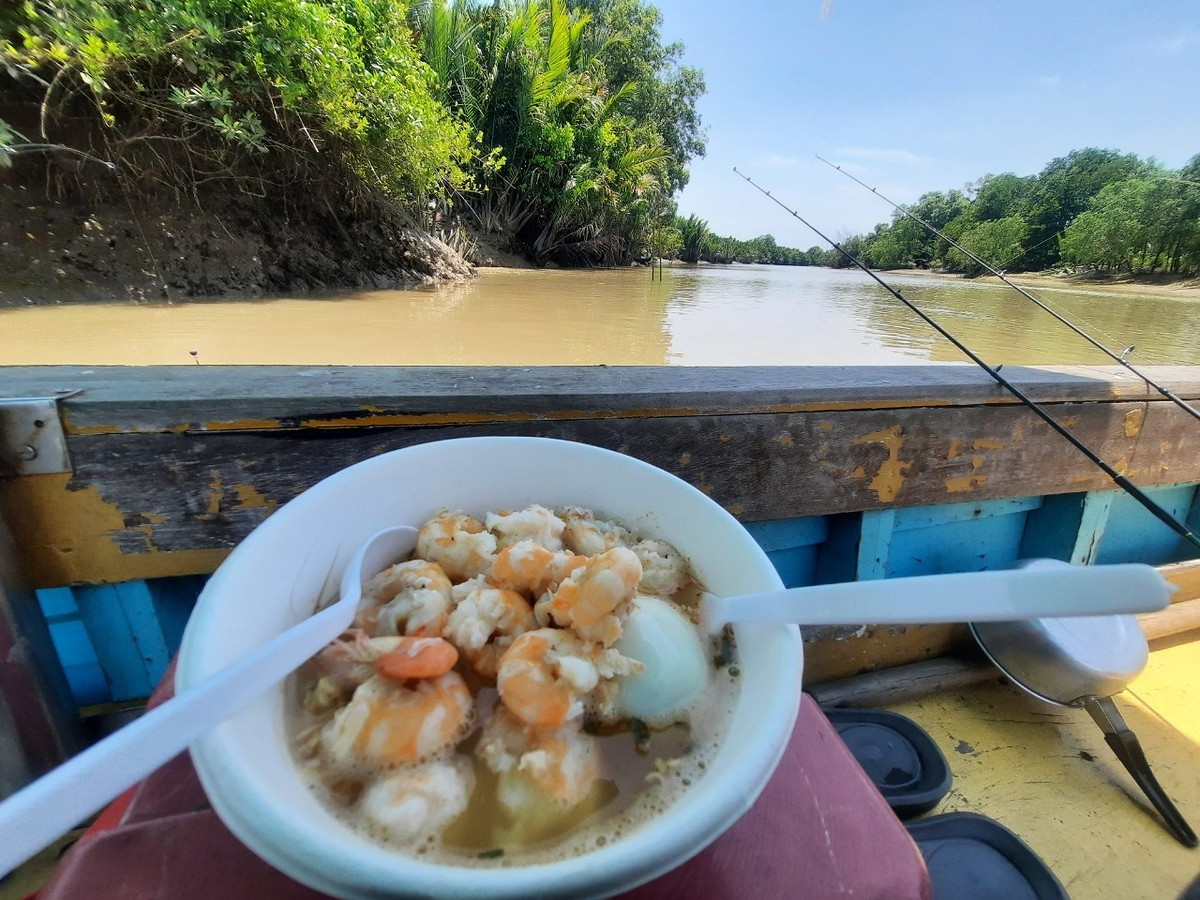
2,265,1198,367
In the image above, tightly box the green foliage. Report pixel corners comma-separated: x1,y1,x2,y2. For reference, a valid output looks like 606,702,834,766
3,0,474,203
853,148,1198,276
945,216,1028,277
676,212,707,262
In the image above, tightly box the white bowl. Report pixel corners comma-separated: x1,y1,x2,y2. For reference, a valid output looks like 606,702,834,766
176,436,803,899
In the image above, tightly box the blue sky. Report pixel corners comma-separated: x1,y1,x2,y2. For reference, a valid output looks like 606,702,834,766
651,1,1200,247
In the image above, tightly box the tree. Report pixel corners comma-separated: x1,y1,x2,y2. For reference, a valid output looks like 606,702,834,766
1020,148,1145,270
676,213,708,262
945,216,1028,276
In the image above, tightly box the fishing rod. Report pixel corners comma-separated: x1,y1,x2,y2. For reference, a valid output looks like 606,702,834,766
816,154,1200,424
733,166,1200,552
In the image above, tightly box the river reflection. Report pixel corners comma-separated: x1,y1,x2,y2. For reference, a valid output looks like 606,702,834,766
1,264,1198,366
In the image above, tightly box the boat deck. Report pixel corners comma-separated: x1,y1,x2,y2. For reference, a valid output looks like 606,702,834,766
887,632,1200,898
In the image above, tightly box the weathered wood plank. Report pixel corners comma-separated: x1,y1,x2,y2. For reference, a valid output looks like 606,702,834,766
4,365,1200,434
3,365,1200,585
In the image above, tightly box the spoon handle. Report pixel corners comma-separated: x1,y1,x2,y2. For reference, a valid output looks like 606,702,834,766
0,601,346,878
703,562,1173,632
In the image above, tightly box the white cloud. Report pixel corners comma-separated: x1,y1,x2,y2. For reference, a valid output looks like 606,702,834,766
832,147,927,165
1156,30,1200,54
762,153,805,168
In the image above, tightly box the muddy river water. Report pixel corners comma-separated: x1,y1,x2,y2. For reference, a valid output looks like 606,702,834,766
2,265,1197,367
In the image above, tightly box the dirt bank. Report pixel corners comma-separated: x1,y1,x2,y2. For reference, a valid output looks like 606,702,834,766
885,268,1200,301
0,159,477,308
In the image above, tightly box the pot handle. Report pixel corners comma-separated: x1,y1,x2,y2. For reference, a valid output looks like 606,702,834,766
1084,696,1198,848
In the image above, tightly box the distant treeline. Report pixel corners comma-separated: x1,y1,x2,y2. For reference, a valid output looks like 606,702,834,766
677,148,1200,277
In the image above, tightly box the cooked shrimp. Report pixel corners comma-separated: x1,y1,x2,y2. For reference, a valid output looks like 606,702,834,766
546,546,642,646
359,758,475,844
496,627,640,728
632,538,691,596
485,505,566,551
487,540,587,598
320,671,473,772
356,559,453,637
559,506,633,556
443,583,536,678
477,705,600,810
375,636,459,680
416,512,497,582
316,630,411,690
496,628,600,728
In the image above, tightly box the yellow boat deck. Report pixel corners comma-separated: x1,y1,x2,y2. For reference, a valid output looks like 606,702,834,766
887,633,1200,899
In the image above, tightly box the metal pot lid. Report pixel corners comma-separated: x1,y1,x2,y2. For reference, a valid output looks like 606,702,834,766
970,614,1148,706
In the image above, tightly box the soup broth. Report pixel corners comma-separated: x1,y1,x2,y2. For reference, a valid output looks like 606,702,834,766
287,505,737,865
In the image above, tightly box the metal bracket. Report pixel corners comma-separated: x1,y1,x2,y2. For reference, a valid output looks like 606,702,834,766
0,397,73,476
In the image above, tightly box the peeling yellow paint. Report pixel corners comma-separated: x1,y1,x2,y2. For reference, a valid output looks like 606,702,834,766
727,504,744,517
680,452,692,466
1060,415,1079,428
817,422,833,432
0,475,228,587
1123,408,1145,438
946,455,988,493
972,438,1004,450
778,433,795,448
947,439,961,460
850,466,867,479
1113,456,1130,475
58,398,965,436
233,482,276,512
719,434,732,442
1012,424,1025,442
851,425,910,503
203,473,223,519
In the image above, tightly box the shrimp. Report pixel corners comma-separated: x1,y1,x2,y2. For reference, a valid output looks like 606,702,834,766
631,538,692,597
320,671,473,772
546,546,642,646
315,630,411,690
496,627,639,728
477,705,601,812
375,636,459,680
443,582,536,678
487,540,587,599
416,512,497,582
559,506,633,556
356,559,453,637
485,505,566,551
359,758,475,844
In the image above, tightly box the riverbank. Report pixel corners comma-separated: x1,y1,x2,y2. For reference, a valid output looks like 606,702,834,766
0,170,475,309
888,268,1200,301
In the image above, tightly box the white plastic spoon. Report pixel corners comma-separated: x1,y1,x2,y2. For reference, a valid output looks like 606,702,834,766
616,561,1174,720
0,524,418,879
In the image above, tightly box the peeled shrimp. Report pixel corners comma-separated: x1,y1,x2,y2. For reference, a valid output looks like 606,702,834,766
359,758,475,844
485,505,566,551
357,559,453,637
477,705,601,811
443,582,536,678
496,627,638,727
546,546,642,646
559,506,633,556
416,512,497,582
320,671,473,772
631,538,691,597
487,540,586,599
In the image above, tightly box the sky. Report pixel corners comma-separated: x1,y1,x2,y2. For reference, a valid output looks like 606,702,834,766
650,0,1200,247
